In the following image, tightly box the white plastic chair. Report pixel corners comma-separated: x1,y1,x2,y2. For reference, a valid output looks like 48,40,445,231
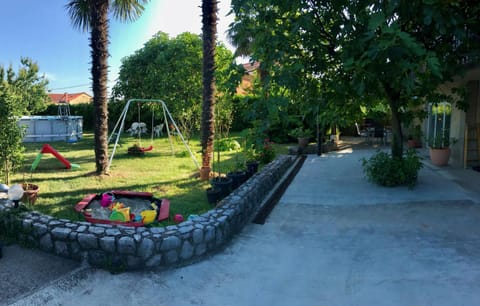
355,123,369,141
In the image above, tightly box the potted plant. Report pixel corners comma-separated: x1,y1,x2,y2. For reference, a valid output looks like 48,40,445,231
227,151,248,190
206,186,222,205
244,145,260,177
289,127,312,149
21,173,39,205
259,138,276,164
407,125,423,148
428,129,456,166
210,136,233,199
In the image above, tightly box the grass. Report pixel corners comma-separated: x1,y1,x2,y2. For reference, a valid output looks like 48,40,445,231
9,132,294,225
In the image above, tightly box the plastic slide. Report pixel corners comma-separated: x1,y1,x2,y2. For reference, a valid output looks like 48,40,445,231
31,144,80,171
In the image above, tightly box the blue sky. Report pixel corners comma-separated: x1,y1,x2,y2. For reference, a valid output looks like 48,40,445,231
0,0,234,95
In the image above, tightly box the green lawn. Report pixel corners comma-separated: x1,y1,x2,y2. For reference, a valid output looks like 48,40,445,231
10,133,293,224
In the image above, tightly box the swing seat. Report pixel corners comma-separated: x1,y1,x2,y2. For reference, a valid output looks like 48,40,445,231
139,145,153,152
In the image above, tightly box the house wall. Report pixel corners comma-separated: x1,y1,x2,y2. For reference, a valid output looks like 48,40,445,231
69,93,92,105
434,67,480,167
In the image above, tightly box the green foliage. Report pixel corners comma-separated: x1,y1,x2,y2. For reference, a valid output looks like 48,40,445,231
259,138,276,164
112,32,242,136
428,129,457,149
0,205,34,247
214,138,241,152
361,150,423,188
289,127,312,139
0,58,49,184
229,0,480,157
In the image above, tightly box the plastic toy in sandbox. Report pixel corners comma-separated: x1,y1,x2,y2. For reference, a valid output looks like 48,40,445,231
75,190,170,227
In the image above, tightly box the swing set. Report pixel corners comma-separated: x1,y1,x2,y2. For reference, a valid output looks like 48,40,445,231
128,103,154,152
107,99,199,172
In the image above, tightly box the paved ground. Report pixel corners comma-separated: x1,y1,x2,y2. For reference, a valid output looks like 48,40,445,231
2,143,480,306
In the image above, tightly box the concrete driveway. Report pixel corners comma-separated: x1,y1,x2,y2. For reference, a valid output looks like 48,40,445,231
7,147,480,306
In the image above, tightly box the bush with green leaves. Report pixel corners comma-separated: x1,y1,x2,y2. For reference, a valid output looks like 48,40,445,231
361,149,423,188
0,58,49,184
259,138,276,164
214,138,241,152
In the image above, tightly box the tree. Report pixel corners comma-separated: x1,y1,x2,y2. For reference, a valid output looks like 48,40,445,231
229,0,480,159
112,32,241,138
200,0,218,178
66,0,148,175
0,58,49,184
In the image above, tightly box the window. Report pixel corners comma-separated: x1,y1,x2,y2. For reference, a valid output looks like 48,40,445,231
427,102,451,144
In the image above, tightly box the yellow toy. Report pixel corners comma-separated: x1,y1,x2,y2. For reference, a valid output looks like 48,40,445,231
141,210,156,224
109,202,125,211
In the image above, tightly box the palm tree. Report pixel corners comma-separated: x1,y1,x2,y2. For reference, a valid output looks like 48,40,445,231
200,0,218,180
66,0,148,175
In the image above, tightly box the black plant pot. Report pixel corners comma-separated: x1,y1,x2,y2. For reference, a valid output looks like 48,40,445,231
206,187,222,205
211,176,233,199
246,161,259,177
227,171,248,189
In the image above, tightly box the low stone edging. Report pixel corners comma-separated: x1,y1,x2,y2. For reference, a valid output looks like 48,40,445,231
0,155,296,270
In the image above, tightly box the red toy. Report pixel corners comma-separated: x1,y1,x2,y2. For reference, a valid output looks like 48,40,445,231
174,214,184,223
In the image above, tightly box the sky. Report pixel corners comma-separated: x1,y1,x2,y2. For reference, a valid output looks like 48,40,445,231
0,0,235,95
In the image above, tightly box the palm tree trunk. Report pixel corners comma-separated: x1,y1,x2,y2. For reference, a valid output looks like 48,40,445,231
90,0,109,175
200,0,218,177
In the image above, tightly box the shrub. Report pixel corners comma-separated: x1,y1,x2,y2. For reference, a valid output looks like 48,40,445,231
259,138,276,164
214,138,241,152
361,149,423,188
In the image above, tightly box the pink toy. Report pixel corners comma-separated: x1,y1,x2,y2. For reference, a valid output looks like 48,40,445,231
100,192,114,207
174,214,184,223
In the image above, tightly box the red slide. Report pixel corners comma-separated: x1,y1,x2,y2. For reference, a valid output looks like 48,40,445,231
40,144,72,169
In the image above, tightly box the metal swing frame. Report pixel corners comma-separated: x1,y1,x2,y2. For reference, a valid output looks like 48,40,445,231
107,98,200,172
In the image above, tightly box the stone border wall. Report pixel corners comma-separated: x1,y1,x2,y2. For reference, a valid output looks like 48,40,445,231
0,155,296,270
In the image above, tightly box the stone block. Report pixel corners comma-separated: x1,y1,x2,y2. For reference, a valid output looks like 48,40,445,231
54,241,69,257
117,236,136,255
160,236,181,251
192,229,204,244
105,228,122,236
51,227,72,240
194,243,206,256
138,238,154,260
78,233,98,249
39,233,53,252
99,236,116,253
33,223,48,237
180,241,193,260
165,250,178,264
88,226,105,235
145,254,162,267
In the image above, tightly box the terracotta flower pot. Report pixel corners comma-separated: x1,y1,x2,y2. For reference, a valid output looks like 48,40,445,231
199,166,211,181
22,183,39,205
297,137,309,149
429,148,451,166
408,139,422,148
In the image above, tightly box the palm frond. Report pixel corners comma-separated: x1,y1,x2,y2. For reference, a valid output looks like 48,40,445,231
65,0,91,32
111,0,149,22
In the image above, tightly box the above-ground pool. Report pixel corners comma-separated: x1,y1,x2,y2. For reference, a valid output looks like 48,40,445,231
18,116,83,143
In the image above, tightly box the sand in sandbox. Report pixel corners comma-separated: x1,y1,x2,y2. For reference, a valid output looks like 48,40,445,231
87,196,154,220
